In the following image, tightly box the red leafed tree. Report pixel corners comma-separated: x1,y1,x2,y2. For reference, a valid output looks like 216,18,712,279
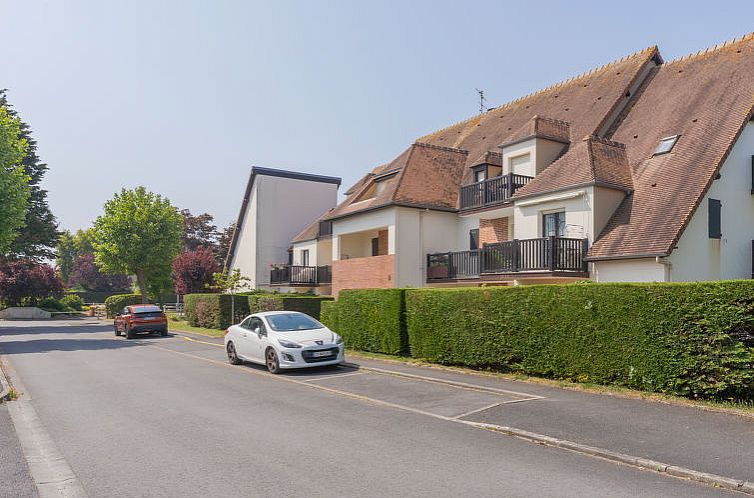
67,252,131,291
172,247,219,295
0,259,64,306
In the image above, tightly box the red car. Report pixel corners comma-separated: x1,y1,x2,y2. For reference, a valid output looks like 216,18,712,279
114,305,168,339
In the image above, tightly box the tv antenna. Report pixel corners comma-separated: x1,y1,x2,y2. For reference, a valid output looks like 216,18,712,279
475,88,487,114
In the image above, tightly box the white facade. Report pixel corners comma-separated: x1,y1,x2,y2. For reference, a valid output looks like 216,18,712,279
228,169,340,289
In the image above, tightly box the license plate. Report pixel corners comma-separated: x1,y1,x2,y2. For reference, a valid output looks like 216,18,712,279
312,350,331,358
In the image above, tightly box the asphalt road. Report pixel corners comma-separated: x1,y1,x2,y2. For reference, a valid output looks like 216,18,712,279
0,319,746,497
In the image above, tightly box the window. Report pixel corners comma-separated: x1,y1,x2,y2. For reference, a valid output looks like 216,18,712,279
249,317,265,334
240,317,253,329
301,249,309,267
708,198,722,239
474,168,487,183
266,312,322,332
542,211,566,237
371,237,379,256
469,229,479,250
653,135,679,156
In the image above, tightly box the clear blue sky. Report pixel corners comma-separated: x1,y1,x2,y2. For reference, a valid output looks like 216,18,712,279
2,0,752,232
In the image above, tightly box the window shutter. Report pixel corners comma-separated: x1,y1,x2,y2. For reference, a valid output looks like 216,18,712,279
708,198,722,239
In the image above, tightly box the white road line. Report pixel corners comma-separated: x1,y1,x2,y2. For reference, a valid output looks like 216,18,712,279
302,371,366,382
451,402,503,420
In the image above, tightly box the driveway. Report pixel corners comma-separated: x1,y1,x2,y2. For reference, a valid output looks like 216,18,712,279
0,319,749,497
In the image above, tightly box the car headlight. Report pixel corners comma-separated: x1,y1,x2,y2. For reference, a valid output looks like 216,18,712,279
278,339,302,348
335,335,343,345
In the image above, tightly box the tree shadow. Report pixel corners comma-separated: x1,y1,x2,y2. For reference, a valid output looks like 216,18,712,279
0,337,148,355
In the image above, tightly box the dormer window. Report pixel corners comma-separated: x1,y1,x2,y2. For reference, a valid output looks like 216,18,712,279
653,135,679,156
474,167,487,183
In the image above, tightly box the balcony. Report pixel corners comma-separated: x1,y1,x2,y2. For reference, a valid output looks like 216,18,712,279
426,237,588,282
270,265,332,286
460,173,534,211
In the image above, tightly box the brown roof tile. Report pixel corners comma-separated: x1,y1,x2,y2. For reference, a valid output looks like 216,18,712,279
500,115,571,147
470,150,502,167
588,33,754,260
514,136,632,198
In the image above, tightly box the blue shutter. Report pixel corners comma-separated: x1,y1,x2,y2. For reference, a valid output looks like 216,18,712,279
708,199,722,239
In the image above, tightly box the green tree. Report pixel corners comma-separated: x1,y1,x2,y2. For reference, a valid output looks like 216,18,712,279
0,104,30,254
56,228,96,283
92,187,183,303
211,268,250,323
0,90,59,260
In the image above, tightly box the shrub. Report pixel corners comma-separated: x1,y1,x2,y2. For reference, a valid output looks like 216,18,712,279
172,247,219,295
336,289,407,355
406,282,754,400
39,297,65,312
0,259,63,306
60,294,84,311
104,293,144,318
319,300,338,331
247,294,333,319
184,294,249,329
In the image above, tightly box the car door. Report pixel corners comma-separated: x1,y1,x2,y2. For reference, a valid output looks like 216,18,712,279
116,306,129,332
244,317,267,362
233,317,254,359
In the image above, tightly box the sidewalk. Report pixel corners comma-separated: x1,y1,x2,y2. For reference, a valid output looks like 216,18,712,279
0,403,37,498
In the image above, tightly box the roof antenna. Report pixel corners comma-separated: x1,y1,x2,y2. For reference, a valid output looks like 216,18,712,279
475,88,487,114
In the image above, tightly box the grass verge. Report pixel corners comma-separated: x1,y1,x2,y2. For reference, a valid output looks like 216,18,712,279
168,317,226,338
345,349,754,418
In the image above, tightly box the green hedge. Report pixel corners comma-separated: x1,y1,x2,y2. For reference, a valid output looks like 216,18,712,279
184,294,249,329
104,294,144,318
319,300,338,331
247,294,333,319
406,282,754,399
336,289,408,355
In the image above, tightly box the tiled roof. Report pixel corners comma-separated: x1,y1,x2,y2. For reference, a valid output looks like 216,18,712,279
515,136,632,198
588,33,754,260
470,150,502,167
323,46,659,219
500,115,571,148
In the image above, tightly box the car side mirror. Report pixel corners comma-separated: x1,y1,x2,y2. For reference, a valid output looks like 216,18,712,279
252,326,261,334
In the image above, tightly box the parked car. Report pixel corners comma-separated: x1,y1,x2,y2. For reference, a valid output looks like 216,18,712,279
114,304,168,339
224,311,344,374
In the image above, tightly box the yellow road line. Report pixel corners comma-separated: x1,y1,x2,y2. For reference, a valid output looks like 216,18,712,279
179,335,224,347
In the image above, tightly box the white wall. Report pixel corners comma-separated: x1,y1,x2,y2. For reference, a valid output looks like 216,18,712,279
501,138,566,177
231,173,338,288
513,187,593,241
592,258,668,282
332,207,396,261
668,122,754,281
292,240,317,266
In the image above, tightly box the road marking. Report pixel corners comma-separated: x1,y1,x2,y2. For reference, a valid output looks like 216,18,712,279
302,371,366,382
179,335,223,347
451,402,503,420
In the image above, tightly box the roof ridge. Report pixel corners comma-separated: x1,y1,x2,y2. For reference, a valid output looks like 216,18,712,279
665,32,754,65
411,141,469,154
416,46,659,142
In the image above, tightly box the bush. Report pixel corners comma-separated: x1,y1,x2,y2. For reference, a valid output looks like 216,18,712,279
406,282,754,400
39,297,65,312
104,294,144,318
336,289,407,355
247,294,333,319
319,300,338,331
60,294,84,311
184,294,249,329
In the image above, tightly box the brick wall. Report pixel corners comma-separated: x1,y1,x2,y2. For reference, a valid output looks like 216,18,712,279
479,217,509,245
332,255,395,297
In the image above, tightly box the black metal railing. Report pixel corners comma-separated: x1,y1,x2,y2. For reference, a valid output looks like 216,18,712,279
270,265,332,285
426,237,588,281
460,173,534,210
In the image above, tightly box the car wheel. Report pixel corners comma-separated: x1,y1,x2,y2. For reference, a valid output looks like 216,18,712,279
226,342,242,365
114,323,121,336
126,326,135,340
160,327,168,337
265,348,281,374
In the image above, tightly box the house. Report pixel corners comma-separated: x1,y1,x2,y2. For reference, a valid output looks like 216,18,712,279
225,167,341,290
265,34,754,296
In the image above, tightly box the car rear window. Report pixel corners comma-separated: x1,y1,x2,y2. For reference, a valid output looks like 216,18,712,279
266,313,322,332
133,306,162,314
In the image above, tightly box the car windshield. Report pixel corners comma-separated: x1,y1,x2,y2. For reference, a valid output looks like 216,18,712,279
133,305,162,314
265,313,322,332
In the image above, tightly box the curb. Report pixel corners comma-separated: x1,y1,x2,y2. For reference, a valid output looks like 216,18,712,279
467,421,754,495
0,356,12,402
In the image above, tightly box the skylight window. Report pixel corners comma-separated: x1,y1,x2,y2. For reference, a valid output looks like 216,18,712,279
653,135,679,156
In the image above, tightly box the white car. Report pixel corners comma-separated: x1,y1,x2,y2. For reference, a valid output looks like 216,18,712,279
224,311,344,373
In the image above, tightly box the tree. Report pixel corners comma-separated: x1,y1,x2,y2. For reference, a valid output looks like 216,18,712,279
216,222,235,267
211,268,250,323
92,187,183,303
67,252,131,291
172,247,220,295
181,209,218,252
0,90,59,260
0,104,30,254
56,228,96,283
0,259,63,306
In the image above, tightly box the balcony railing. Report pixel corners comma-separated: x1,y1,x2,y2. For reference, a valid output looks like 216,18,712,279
460,173,534,211
270,265,332,285
426,237,588,281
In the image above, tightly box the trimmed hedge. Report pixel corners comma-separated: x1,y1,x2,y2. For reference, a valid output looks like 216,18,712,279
104,294,144,318
184,294,249,329
406,282,754,399
247,294,333,319
336,289,408,355
319,300,338,331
